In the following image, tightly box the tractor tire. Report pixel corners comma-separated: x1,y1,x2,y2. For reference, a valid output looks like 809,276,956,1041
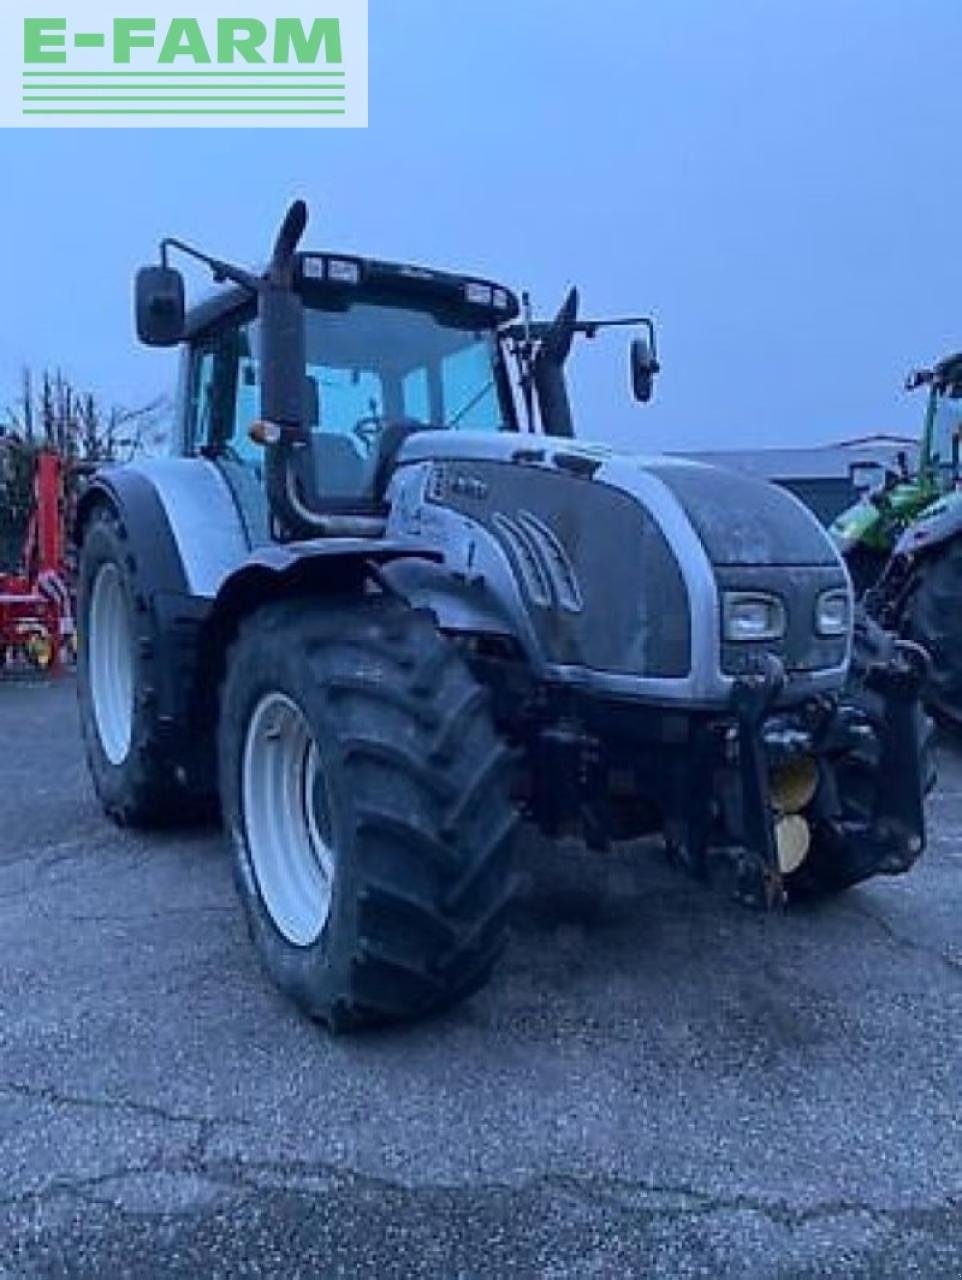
905,537,962,727
77,504,204,828
785,611,935,901
218,593,520,1030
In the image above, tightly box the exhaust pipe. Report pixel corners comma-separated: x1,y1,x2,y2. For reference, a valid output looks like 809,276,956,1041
255,201,330,540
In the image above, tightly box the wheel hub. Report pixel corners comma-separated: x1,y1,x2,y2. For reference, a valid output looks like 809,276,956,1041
241,692,335,947
88,562,134,766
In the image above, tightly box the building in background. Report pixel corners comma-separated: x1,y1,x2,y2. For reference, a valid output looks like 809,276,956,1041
679,435,919,525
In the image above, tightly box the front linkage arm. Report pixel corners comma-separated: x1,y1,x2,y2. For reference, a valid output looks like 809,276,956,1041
730,655,788,910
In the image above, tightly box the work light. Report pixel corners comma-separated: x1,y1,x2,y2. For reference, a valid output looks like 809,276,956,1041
722,592,786,642
814,589,851,637
465,282,493,306
326,258,360,285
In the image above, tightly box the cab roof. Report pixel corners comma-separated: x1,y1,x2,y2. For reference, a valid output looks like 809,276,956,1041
185,250,520,340
934,351,962,387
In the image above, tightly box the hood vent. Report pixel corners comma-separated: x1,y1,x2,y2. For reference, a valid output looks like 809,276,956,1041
493,510,584,614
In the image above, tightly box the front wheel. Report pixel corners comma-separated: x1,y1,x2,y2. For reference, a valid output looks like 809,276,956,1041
218,594,519,1030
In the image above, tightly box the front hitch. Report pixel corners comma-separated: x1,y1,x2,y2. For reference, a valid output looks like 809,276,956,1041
709,636,928,908
730,655,787,910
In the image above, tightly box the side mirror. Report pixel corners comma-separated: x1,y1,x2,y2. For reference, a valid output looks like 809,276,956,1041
135,266,185,347
630,336,659,403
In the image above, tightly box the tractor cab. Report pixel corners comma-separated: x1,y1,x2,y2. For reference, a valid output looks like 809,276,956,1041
137,202,658,538
914,352,962,485
174,254,522,518
831,350,962,578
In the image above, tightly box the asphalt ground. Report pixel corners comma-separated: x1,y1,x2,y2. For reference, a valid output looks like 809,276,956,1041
1,675,961,1278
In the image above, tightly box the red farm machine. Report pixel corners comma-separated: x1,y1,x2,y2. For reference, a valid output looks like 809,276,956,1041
0,448,74,672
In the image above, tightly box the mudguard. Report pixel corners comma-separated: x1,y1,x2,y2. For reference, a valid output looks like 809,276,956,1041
77,466,192,597
207,537,441,638
77,457,252,598
892,490,962,559
77,459,439,744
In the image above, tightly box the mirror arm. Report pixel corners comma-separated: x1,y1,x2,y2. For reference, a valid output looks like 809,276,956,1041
504,314,656,346
159,237,261,295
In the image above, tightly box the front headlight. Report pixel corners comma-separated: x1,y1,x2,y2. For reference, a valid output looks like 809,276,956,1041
722,591,786,642
815,588,851,637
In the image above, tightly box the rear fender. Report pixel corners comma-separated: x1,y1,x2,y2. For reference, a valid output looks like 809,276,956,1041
76,468,191,598
76,466,210,741
76,458,252,598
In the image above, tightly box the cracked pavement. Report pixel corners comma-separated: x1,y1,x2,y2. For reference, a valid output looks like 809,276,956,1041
1,678,961,1277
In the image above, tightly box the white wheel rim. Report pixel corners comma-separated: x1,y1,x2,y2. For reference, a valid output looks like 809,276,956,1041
89,562,134,766
242,692,335,947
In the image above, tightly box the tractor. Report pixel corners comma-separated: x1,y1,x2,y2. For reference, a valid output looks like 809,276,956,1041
831,351,962,724
75,203,931,1029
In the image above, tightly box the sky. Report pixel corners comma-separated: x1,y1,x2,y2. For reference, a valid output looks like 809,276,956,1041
1,0,960,452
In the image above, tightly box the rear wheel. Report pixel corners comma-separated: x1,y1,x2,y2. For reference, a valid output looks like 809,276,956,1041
905,537,962,726
218,594,519,1030
77,506,203,827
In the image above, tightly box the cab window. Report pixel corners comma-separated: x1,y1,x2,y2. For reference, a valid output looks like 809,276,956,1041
184,301,513,506
185,320,261,467
929,386,962,473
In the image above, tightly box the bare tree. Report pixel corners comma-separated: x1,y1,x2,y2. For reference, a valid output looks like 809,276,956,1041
0,367,170,571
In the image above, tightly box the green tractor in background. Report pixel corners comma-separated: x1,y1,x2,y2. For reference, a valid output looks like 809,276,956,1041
832,351,962,724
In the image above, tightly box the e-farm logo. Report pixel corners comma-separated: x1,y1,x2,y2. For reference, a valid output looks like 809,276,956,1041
0,2,367,127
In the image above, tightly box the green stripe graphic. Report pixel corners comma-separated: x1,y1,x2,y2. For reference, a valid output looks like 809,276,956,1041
22,108,346,115
22,70,345,78
23,96,345,102
20,66,351,118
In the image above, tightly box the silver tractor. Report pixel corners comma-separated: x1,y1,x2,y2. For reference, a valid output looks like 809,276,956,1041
76,203,931,1029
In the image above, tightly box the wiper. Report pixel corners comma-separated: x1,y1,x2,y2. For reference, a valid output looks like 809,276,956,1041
445,379,496,428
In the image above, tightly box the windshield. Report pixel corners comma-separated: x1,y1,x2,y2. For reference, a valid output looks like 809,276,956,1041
927,385,962,473
306,303,508,430
227,301,513,499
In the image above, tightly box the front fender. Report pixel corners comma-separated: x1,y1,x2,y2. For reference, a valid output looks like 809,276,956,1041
203,538,441,667
892,490,962,559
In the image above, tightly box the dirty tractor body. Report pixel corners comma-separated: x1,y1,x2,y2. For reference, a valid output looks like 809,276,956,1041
76,204,931,1028
832,352,962,725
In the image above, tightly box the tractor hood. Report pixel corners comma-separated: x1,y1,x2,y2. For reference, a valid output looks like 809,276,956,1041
386,432,851,707
395,431,840,566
